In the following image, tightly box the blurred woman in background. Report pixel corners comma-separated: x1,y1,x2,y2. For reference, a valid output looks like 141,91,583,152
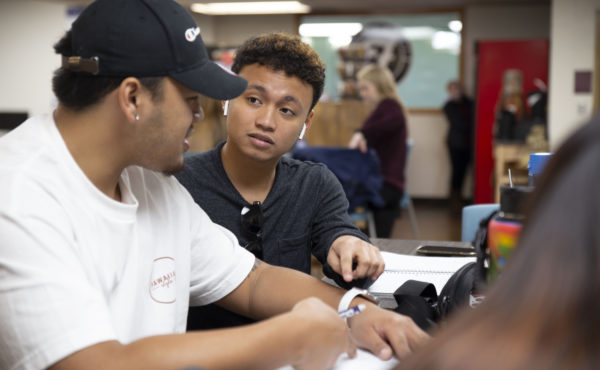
348,64,407,238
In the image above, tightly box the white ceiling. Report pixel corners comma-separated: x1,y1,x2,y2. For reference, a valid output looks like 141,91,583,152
56,0,550,13
183,0,550,13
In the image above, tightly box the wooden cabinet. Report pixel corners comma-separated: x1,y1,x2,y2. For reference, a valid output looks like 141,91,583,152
304,100,372,147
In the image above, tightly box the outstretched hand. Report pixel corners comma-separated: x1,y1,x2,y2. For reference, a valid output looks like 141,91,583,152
327,235,385,282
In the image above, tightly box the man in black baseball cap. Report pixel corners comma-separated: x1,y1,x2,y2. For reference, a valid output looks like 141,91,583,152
0,0,427,369
63,0,247,100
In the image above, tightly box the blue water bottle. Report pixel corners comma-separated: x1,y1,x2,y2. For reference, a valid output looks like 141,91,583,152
528,152,553,186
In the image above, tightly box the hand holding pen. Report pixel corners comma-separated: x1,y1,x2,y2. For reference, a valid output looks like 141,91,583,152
338,304,366,320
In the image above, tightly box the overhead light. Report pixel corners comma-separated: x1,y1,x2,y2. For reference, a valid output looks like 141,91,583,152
448,20,463,33
191,1,310,15
328,35,353,48
432,31,461,53
299,23,363,37
299,23,363,48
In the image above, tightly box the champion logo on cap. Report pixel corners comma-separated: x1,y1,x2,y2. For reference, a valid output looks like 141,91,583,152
66,0,247,100
185,27,201,42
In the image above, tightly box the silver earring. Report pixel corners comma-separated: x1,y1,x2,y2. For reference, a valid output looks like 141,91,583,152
134,114,140,121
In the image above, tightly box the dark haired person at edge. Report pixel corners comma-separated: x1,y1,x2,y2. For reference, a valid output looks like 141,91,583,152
400,116,600,370
443,80,474,214
0,1,427,369
349,64,408,238
176,32,385,330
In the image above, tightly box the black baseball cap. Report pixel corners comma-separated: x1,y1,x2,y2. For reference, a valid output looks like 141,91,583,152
63,0,247,100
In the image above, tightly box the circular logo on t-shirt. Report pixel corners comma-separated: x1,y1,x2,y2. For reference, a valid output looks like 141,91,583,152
149,257,177,304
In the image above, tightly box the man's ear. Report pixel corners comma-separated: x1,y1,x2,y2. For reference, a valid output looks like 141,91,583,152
298,110,314,140
303,110,315,134
118,77,143,123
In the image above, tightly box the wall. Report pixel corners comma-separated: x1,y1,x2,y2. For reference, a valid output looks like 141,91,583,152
196,5,553,104
404,113,452,198
548,0,600,149
199,14,297,46
463,4,551,97
0,1,67,118
193,14,216,44
0,2,560,199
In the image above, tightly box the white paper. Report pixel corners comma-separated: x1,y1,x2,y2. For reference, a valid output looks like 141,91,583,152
332,349,399,369
278,348,399,370
368,251,476,294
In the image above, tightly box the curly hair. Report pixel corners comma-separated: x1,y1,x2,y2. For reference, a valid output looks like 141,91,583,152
231,32,325,111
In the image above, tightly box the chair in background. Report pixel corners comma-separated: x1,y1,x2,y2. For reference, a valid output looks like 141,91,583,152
291,146,384,239
461,203,500,242
354,138,420,239
399,138,420,239
349,207,377,238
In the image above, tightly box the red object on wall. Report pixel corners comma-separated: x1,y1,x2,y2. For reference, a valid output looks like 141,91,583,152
474,40,549,204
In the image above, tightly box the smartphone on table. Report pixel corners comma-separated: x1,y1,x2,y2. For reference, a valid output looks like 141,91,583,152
416,243,476,257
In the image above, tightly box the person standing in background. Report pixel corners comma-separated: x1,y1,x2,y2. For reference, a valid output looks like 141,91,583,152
443,80,474,214
494,69,525,141
349,64,407,238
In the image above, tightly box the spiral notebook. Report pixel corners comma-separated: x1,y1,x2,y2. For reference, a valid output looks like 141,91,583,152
368,251,476,294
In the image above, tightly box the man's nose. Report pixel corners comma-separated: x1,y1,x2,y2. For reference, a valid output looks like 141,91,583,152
255,106,276,130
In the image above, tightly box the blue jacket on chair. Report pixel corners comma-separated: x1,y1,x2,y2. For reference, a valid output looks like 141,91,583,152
292,146,385,210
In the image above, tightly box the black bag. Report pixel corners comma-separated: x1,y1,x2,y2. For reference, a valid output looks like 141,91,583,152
393,211,496,330
392,262,479,331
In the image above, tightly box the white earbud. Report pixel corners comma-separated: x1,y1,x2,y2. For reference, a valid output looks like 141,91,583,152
298,123,307,140
223,100,229,116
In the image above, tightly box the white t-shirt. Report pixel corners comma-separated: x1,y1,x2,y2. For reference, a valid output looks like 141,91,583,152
0,115,255,370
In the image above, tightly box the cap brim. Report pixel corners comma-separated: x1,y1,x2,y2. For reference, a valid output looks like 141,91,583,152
171,61,248,100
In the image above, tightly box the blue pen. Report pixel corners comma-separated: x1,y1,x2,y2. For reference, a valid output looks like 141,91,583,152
338,303,366,319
